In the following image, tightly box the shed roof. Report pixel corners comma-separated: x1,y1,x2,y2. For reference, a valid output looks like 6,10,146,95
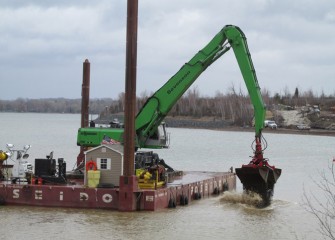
84,144,124,156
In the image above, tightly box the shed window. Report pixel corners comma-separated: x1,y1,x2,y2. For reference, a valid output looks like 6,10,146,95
97,158,111,170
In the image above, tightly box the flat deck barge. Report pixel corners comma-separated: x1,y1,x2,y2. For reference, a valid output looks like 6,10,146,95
0,171,235,211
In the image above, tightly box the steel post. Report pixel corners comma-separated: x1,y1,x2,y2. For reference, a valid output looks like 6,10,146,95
77,59,90,167
119,0,139,211
123,0,138,177
81,59,90,128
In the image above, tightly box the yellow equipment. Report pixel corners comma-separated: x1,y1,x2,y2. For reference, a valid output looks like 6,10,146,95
0,151,8,161
136,167,165,189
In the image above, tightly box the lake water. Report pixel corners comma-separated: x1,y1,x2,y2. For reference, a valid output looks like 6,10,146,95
0,112,334,240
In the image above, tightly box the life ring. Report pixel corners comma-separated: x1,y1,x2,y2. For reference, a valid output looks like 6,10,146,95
86,160,97,171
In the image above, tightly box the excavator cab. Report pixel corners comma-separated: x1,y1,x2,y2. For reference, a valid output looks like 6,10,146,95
77,122,169,149
140,122,169,149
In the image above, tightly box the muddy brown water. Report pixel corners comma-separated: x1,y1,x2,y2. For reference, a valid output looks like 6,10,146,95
0,113,334,240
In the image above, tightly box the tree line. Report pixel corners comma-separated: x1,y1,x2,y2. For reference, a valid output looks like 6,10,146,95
1,87,335,127
0,98,114,114
105,86,335,127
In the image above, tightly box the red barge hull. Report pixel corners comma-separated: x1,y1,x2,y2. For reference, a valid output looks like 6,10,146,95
0,171,235,211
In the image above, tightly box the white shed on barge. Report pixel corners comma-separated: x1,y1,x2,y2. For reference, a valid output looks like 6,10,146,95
84,144,124,187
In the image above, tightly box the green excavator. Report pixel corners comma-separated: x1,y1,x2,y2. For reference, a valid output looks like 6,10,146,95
77,25,281,206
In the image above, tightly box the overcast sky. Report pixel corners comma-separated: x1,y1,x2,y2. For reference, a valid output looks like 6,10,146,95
0,0,334,100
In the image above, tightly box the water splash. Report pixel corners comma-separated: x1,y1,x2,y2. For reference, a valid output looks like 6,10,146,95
220,191,263,207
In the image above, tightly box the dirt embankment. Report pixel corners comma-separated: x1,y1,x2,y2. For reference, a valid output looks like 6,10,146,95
277,110,311,126
276,108,335,130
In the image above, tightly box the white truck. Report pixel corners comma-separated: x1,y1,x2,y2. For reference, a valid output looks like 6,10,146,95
264,120,278,129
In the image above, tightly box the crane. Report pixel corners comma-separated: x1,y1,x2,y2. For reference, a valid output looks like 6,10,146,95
77,25,281,206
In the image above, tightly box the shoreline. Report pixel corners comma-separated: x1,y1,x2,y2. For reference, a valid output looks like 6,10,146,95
217,126,335,137
164,117,335,137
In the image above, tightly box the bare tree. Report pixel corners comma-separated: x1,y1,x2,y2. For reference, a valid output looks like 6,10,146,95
261,87,272,106
186,87,200,117
302,163,335,240
214,91,226,120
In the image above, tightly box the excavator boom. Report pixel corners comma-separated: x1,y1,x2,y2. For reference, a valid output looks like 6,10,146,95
135,25,266,146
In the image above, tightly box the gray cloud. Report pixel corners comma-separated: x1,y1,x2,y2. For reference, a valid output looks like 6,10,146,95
0,0,334,100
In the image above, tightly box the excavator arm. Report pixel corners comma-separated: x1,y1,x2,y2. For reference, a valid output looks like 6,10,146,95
77,25,266,148
135,25,281,206
135,25,265,147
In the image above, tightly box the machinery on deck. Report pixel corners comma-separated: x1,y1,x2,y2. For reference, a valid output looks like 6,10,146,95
34,152,67,184
0,144,33,184
0,145,67,185
135,151,175,189
77,25,281,206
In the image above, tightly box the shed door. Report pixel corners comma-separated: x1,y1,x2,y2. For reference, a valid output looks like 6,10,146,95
97,158,111,170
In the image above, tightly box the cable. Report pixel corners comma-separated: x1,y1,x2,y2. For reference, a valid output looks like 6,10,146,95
250,134,268,152
261,134,268,151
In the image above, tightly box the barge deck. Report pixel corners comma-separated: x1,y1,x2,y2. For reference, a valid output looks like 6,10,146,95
0,171,235,211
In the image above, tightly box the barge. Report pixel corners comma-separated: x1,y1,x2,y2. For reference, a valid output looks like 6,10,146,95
0,143,236,211
0,170,235,211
